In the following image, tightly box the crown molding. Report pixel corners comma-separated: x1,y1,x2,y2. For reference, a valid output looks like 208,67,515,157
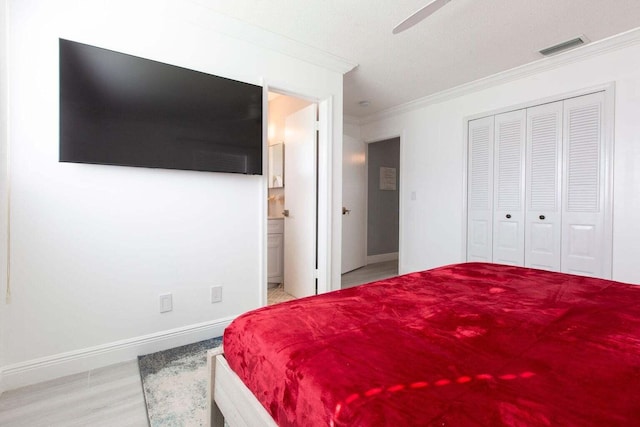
179,0,357,75
359,26,640,125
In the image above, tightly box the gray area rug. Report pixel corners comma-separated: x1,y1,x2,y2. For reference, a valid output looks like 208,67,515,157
138,337,223,427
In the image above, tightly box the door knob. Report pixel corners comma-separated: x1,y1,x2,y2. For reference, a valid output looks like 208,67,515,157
539,215,546,220
282,209,289,217
342,207,351,215
506,214,511,219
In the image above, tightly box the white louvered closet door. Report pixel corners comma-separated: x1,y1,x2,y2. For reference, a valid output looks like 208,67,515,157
561,92,609,278
492,110,526,266
467,116,494,262
525,101,563,271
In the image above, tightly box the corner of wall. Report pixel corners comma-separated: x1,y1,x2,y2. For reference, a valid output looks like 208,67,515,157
343,119,362,141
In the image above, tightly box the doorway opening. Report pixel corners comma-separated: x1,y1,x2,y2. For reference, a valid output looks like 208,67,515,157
341,136,400,289
266,91,319,305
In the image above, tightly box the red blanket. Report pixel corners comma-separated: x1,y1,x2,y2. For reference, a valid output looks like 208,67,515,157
223,263,640,426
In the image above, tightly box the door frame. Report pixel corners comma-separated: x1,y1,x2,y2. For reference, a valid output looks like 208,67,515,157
362,133,404,272
262,84,333,305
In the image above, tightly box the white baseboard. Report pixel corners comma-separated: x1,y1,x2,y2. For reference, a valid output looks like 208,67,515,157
0,317,234,393
367,252,399,264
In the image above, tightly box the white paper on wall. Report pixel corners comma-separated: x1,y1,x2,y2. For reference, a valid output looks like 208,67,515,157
380,167,397,191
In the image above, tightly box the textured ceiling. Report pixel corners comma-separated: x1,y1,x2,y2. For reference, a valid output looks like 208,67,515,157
200,0,640,117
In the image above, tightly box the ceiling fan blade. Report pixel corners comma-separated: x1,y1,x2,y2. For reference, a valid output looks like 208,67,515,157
392,0,452,34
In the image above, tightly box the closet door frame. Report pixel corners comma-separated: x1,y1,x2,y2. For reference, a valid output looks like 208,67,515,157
461,82,614,279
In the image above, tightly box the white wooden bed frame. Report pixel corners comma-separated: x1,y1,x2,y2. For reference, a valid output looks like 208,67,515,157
207,347,278,427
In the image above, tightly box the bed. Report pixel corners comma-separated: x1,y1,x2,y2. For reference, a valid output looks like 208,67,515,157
207,262,640,426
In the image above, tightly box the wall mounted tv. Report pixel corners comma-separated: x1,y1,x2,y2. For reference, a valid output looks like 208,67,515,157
59,39,263,175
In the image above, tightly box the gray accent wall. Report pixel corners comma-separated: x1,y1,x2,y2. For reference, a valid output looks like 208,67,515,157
367,137,400,256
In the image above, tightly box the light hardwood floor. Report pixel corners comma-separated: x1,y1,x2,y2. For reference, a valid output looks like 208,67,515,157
0,361,148,427
0,261,399,426
341,260,399,289
268,260,400,304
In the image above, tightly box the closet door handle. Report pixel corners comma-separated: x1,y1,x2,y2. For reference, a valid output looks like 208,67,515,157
505,214,511,219
539,215,546,220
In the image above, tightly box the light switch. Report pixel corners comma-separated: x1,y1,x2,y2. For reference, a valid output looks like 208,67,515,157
211,286,223,303
159,293,173,313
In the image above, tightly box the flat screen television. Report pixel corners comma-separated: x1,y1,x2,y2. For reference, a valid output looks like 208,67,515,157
59,39,263,175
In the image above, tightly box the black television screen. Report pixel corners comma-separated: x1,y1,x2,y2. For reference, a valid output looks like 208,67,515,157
59,39,263,175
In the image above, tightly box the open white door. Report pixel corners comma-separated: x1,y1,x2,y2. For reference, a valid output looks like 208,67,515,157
341,134,366,274
284,103,317,298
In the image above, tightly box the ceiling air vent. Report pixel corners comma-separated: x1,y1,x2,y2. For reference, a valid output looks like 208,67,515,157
539,36,588,56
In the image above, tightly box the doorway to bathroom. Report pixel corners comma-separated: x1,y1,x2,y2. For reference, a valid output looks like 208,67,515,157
266,91,319,305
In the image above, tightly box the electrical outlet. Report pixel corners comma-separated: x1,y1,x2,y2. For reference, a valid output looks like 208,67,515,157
159,293,173,313
211,286,223,303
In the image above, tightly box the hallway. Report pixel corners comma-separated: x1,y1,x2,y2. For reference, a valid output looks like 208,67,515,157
341,260,398,289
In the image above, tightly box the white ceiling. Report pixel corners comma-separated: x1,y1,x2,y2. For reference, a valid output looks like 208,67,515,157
202,0,640,118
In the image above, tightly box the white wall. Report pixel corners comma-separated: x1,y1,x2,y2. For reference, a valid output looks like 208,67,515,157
361,33,640,284
0,0,345,390
0,0,8,382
